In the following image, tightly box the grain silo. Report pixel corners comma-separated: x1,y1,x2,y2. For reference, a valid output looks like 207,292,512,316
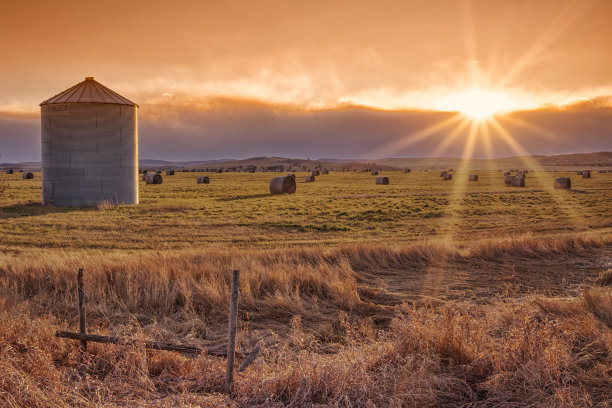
40,77,138,205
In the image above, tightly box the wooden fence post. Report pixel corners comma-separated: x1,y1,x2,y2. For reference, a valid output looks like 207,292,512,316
225,269,240,394
77,268,87,353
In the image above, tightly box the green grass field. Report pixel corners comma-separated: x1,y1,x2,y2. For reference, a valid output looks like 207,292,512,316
1,170,610,251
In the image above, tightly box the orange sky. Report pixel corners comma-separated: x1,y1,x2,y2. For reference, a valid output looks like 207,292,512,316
1,0,611,161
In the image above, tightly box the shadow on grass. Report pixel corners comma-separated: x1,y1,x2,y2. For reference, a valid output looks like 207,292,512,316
217,193,272,201
0,202,94,218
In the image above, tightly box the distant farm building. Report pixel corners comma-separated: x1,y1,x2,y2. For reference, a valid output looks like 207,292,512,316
40,77,138,206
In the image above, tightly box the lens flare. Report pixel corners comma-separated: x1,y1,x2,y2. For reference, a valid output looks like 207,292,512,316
436,88,521,120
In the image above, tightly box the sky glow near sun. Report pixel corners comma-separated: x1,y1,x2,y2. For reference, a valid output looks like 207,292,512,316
0,0,611,162
434,88,525,120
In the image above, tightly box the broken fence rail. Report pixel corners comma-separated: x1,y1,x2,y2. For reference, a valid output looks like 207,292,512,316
55,330,242,357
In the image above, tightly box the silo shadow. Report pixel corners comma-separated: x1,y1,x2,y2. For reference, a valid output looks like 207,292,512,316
0,202,96,218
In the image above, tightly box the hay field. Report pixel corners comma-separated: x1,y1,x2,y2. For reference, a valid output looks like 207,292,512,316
1,170,611,251
1,170,611,407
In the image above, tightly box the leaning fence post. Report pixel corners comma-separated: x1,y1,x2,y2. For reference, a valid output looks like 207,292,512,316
225,269,240,395
77,268,87,353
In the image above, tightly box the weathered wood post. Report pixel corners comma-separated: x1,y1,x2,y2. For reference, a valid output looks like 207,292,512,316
225,269,240,394
77,268,87,352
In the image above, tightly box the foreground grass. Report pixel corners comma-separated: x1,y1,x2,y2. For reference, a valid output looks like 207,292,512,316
1,234,611,406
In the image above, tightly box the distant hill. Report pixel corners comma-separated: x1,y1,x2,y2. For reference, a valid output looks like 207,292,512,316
182,152,612,172
2,152,610,171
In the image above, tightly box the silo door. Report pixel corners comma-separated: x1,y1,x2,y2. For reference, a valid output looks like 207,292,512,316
43,180,54,204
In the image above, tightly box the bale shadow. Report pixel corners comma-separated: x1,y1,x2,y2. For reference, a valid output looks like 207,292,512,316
217,193,272,201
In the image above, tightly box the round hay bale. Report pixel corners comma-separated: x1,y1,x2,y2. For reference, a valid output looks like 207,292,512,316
305,175,315,182
504,175,515,186
375,176,389,185
322,169,329,174
156,170,162,174
504,171,510,176
22,172,33,179
511,176,525,187
371,170,379,176
598,170,606,173
582,171,591,178
404,168,411,173
145,173,163,184
197,176,210,184
554,177,571,189
311,170,320,176
142,170,148,174
142,173,148,181
576,171,583,175
440,171,447,177
6,169,13,174
166,170,175,176
468,174,478,181
269,174,296,194
442,173,452,180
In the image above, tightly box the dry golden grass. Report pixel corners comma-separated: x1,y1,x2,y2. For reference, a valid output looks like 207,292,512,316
1,233,611,406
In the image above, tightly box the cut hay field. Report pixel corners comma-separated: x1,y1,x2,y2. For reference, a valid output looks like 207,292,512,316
1,170,611,407
1,170,611,251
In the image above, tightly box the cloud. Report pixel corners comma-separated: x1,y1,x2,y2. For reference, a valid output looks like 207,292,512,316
2,96,610,163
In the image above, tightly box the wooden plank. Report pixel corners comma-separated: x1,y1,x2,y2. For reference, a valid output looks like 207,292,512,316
225,269,240,394
55,331,239,357
77,268,87,352
238,343,260,372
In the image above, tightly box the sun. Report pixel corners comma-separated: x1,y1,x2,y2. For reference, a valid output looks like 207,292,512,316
436,88,520,120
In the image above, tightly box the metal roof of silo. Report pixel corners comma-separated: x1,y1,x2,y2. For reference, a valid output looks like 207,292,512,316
40,77,138,107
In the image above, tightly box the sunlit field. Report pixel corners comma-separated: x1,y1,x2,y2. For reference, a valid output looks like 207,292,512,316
1,170,611,251
1,170,611,406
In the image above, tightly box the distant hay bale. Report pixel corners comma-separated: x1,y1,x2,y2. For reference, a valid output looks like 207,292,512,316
505,175,515,186
371,170,379,176
375,176,389,185
582,172,591,178
554,177,571,189
511,176,525,187
598,170,606,173
197,176,210,184
516,172,526,178
311,170,320,176
5,169,13,174
504,171,510,176
576,171,583,175
442,173,452,180
144,173,163,184
404,168,411,173
440,171,447,177
322,169,329,174
305,175,316,182
143,170,148,174
166,170,175,176
270,174,296,194
22,172,33,179
156,170,162,174
468,174,478,181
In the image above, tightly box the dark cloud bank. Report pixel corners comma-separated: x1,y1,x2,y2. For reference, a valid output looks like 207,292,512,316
1,99,611,163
